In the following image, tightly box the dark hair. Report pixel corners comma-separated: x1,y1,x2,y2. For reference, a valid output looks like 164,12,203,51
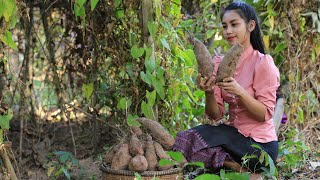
221,1,265,54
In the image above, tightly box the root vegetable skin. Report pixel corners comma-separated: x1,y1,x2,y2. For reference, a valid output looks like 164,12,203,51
154,142,173,171
191,37,214,78
104,144,120,164
145,136,158,171
129,133,144,156
136,118,174,150
131,126,143,136
111,143,132,170
216,44,244,83
128,155,148,172
153,142,170,159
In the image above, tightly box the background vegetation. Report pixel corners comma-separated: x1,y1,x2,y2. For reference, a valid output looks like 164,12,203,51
0,0,319,179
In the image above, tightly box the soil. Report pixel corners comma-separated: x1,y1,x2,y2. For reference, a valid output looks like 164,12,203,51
5,117,118,179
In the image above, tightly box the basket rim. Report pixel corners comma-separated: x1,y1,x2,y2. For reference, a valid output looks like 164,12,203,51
100,163,182,176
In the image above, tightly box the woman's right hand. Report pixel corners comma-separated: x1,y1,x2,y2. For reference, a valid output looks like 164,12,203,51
197,74,216,93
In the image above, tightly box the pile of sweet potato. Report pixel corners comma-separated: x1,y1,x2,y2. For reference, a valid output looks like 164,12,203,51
104,117,177,172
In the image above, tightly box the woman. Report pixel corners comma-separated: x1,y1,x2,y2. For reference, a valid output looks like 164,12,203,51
174,1,280,175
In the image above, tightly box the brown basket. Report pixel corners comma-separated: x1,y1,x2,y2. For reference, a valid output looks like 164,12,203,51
100,163,183,180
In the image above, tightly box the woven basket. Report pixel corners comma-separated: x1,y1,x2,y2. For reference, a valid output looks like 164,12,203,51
100,163,183,180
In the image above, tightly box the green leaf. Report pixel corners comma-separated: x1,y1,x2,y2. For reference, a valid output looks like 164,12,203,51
178,49,196,66
220,169,225,179
297,107,304,123
130,45,145,58
268,155,277,176
53,167,64,177
134,172,142,180
311,49,316,62
0,129,3,144
115,0,122,8
145,59,156,72
127,114,140,126
0,1,4,17
242,154,258,160
82,83,94,101
158,159,175,167
59,153,71,163
90,0,99,11
259,153,265,164
140,71,151,85
3,0,16,22
251,144,262,150
160,38,170,50
144,45,153,60
154,0,161,21
54,151,69,156
274,42,287,54
117,97,132,110
0,108,13,129
62,167,71,180
76,0,86,7
74,4,86,17
206,29,215,39
224,172,250,180
1,30,17,50
186,162,205,168
194,174,220,180
115,9,124,19
146,90,156,105
167,151,183,163
183,97,191,109
141,101,153,119
148,21,157,40
151,78,165,100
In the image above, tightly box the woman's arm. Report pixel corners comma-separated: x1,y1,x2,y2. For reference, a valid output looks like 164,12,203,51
198,75,222,120
217,77,266,122
205,91,222,119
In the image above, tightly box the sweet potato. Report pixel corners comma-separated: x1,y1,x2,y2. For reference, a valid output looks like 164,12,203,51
111,143,132,170
145,135,158,171
136,117,174,150
129,133,144,156
190,36,214,78
153,142,170,159
104,144,120,164
216,44,244,83
154,142,174,170
131,126,143,136
128,155,148,172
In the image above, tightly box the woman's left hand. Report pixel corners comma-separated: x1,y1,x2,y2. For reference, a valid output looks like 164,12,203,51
217,77,245,96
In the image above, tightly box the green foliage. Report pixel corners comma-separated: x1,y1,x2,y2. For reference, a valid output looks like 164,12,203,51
0,30,17,50
0,108,13,144
127,114,140,127
0,108,13,130
277,128,310,177
220,169,250,180
90,0,99,11
82,83,94,101
0,0,18,49
130,45,145,59
194,174,220,180
47,151,81,180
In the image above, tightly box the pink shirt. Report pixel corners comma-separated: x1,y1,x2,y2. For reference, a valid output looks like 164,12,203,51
212,45,280,143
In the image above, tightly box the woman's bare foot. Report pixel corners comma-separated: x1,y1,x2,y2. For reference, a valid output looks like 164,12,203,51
223,160,249,173
223,160,263,179
250,173,263,180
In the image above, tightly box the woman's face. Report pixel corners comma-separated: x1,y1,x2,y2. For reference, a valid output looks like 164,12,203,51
222,10,253,48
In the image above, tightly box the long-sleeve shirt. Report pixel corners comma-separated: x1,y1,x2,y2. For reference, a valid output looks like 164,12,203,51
211,45,280,143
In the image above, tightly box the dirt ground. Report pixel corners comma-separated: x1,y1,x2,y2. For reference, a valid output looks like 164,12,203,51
5,118,117,179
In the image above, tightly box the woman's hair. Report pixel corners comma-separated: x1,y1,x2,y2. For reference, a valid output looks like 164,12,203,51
221,1,265,54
